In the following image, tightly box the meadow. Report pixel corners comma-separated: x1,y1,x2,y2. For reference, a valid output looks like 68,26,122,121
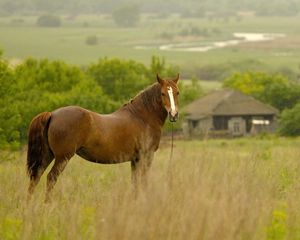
1,137,300,239
1,13,300,240
1,14,300,77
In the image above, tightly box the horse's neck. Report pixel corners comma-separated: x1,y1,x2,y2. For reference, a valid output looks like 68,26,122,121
125,91,167,127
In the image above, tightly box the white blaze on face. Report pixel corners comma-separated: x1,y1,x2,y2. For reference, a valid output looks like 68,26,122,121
167,86,176,116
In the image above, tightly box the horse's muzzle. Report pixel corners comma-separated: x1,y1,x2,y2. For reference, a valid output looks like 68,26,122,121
169,112,179,122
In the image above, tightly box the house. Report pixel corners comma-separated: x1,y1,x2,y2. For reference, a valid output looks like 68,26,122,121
182,89,279,138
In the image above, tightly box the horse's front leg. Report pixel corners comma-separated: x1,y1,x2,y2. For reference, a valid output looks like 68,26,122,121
131,151,154,194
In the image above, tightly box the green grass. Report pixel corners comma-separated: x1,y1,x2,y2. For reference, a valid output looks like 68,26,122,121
1,14,300,74
1,137,300,239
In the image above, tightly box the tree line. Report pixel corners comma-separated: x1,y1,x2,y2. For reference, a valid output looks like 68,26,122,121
1,0,299,17
0,54,200,150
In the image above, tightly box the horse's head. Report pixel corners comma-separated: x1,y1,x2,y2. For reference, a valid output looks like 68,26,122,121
157,74,180,122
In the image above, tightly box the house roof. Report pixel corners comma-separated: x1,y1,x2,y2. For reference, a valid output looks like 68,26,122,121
184,89,279,120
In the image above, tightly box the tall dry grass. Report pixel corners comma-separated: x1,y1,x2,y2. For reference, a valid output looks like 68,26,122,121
1,138,300,239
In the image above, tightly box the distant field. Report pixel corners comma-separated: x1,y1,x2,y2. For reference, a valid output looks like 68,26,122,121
1,138,300,239
1,14,300,77
183,79,222,91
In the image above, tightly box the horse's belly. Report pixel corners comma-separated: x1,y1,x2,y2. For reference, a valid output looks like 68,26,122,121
76,146,135,164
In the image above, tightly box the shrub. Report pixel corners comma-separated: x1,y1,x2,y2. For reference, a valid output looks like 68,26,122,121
36,14,61,27
85,35,98,45
278,103,300,136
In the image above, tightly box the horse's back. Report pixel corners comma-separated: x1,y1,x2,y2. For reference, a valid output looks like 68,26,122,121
48,106,92,158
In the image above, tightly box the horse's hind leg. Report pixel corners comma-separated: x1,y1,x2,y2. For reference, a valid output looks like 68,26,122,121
28,155,54,200
45,155,72,202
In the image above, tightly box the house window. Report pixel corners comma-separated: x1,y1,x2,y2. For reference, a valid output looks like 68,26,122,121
191,120,198,128
213,116,229,130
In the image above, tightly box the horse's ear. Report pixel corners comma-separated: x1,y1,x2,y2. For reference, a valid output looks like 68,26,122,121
173,73,180,83
157,74,164,85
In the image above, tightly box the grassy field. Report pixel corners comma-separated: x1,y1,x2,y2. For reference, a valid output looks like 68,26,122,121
1,137,300,239
1,14,300,75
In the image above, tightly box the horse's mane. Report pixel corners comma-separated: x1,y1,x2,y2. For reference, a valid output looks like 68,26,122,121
122,83,164,116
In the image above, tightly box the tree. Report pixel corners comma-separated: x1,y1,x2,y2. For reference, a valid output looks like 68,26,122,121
149,56,179,80
179,76,203,106
13,58,111,143
0,61,21,149
223,72,288,96
261,82,300,111
112,4,140,27
222,72,300,111
87,58,150,103
278,103,300,136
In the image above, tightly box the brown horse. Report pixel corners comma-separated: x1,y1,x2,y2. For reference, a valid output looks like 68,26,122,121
27,74,180,200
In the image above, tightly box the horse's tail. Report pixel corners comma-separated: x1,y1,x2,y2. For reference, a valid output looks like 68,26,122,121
27,112,52,181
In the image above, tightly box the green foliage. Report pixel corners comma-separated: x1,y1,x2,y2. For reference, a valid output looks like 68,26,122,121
0,61,21,149
149,56,179,79
223,72,300,111
63,78,116,113
14,58,114,142
179,77,203,106
87,56,179,104
0,216,22,240
261,82,300,111
87,58,150,103
36,14,61,27
0,58,115,149
278,103,300,136
112,4,140,27
267,204,287,240
223,72,288,96
15,58,82,93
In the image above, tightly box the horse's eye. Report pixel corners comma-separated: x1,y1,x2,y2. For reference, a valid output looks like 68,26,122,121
177,92,180,96
161,93,165,96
